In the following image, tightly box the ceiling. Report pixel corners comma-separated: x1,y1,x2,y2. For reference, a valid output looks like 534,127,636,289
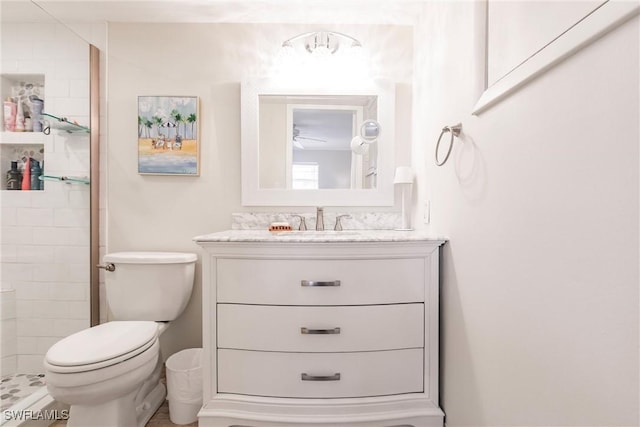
6,0,425,25
293,108,354,151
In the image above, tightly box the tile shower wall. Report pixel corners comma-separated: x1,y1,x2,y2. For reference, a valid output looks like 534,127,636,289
0,288,17,375
1,21,90,373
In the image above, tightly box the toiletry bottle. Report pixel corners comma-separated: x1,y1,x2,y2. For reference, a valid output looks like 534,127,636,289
6,161,21,190
15,100,25,132
39,160,44,190
30,159,42,190
3,98,16,132
21,157,30,191
31,98,43,132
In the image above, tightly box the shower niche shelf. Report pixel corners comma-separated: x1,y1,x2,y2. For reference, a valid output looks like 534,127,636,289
0,137,44,192
1,73,45,134
0,132,45,145
1,72,46,187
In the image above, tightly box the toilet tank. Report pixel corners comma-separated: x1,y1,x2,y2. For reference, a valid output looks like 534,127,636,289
103,252,197,321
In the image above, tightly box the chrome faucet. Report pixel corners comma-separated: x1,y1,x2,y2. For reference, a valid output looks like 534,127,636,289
334,214,351,231
292,215,307,231
315,207,324,231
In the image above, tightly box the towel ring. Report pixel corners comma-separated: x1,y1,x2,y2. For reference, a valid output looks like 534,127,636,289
435,123,462,166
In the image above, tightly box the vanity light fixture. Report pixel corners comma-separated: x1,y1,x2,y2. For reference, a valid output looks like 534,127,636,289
282,31,362,55
273,30,367,85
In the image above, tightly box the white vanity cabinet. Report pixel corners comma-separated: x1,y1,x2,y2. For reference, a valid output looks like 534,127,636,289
195,231,445,427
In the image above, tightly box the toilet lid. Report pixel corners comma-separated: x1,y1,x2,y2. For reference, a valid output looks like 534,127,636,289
46,321,158,368
103,252,197,264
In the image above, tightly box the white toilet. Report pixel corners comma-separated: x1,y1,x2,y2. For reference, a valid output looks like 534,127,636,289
43,251,197,427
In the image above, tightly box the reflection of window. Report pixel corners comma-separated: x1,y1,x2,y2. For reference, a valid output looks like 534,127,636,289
292,163,319,189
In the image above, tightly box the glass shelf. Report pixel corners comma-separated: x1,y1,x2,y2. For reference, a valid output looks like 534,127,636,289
41,113,90,134
39,175,90,185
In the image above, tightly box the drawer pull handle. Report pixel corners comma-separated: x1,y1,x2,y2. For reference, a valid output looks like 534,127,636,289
301,373,341,381
301,280,341,287
300,327,341,335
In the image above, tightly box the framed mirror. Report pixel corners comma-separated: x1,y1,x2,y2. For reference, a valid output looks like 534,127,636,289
241,79,394,206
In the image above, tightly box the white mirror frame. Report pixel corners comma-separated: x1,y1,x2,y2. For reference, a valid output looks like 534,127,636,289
473,0,639,115
241,79,395,206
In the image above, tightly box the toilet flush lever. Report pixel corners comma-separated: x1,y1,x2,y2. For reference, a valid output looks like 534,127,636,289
97,263,116,272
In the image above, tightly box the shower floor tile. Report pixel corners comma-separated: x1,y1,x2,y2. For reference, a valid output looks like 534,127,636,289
0,373,46,412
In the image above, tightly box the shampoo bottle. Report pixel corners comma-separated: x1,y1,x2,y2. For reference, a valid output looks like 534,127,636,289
21,157,30,191
6,161,21,190
15,100,25,132
31,98,44,132
3,98,16,132
30,159,41,190
39,160,44,190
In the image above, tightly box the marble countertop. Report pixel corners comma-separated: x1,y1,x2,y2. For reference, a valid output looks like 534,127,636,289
193,229,447,243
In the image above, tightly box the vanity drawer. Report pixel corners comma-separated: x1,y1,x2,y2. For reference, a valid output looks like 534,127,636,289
217,348,423,398
216,258,424,305
217,303,423,352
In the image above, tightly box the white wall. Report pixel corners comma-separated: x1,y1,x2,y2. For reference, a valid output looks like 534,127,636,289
106,23,413,358
414,2,638,426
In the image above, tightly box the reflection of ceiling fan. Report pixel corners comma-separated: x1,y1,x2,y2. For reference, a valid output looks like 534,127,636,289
293,124,326,149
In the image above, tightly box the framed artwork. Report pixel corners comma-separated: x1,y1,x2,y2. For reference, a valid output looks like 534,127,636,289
137,96,199,175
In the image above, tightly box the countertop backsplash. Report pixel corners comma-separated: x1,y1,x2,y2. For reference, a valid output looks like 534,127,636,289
231,212,402,230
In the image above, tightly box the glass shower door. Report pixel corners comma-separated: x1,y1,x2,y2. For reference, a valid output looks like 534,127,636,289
0,1,92,415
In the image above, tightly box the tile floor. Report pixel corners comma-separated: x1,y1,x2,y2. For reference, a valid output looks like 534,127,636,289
0,373,46,411
146,399,198,427
49,399,198,426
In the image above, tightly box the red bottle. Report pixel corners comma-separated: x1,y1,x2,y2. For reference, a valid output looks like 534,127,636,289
21,157,30,191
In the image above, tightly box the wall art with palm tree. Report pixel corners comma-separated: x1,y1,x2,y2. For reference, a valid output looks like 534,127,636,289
137,96,199,175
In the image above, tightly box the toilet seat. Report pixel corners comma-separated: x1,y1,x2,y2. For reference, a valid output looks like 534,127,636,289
45,321,158,373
